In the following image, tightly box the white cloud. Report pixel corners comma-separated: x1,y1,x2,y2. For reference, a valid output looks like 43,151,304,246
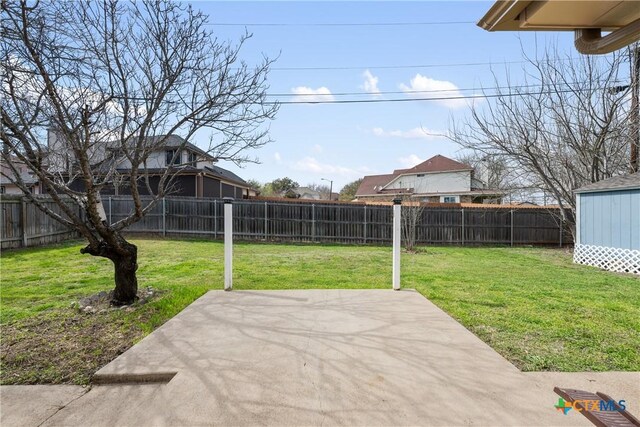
360,70,380,96
372,126,442,140
274,152,282,163
399,74,466,108
312,144,323,154
397,154,425,169
292,157,370,178
291,86,334,103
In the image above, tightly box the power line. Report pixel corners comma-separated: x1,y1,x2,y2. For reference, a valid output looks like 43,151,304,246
273,77,626,98
265,88,593,105
268,58,580,71
207,21,475,27
267,81,607,98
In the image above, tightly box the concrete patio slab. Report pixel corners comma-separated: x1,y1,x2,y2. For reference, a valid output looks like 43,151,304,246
0,385,87,427
37,290,638,426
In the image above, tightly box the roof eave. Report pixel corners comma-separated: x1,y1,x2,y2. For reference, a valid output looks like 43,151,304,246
574,184,640,194
477,0,530,31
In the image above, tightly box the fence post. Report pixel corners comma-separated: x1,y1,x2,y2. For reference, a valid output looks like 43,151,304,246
213,199,218,238
392,198,401,290
510,209,514,247
264,201,268,240
461,208,465,245
363,205,367,244
162,197,166,237
559,219,563,247
311,204,316,242
21,198,28,247
108,196,112,226
224,197,233,291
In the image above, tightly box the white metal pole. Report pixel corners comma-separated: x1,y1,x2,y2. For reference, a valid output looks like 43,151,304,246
392,198,401,290
224,198,233,291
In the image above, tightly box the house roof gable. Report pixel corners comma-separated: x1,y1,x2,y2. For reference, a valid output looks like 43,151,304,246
355,174,397,196
398,155,472,174
574,172,640,193
356,155,473,196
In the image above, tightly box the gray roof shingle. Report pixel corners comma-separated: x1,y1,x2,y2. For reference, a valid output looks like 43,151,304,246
574,172,640,193
204,165,247,185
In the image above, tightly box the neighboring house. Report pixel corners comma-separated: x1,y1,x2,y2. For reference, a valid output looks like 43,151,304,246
0,155,42,195
46,131,255,199
355,155,503,203
281,187,338,200
574,173,640,275
290,187,322,200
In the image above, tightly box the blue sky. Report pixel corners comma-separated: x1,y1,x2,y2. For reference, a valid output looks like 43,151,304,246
191,1,579,190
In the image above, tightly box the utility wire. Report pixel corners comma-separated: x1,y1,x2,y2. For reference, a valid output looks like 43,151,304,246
268,58,580,71
276,78,626,97
265,88,594,105
207,21,475,27
266,81,612,97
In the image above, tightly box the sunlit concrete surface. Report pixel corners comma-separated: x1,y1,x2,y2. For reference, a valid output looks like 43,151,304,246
4,290,638,426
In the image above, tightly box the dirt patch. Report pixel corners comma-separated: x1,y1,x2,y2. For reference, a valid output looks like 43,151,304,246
0,310,148,385
0,288,166,387
76,286,162,314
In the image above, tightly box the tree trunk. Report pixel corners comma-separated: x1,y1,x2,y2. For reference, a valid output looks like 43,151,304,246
111,245,139,305
81,238,138,305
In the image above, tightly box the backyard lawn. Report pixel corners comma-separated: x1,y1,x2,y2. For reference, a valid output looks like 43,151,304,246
1,238,639,385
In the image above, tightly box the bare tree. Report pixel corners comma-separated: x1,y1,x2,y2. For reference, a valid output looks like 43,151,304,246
1,0,277,304
455,152,510,190
450,45,632,230
400,199,424,252
306,182,331,199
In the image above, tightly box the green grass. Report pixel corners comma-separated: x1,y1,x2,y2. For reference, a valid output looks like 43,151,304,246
1,239,639,384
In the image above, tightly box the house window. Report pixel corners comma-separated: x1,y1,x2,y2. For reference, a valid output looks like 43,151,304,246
188,151,198,165
166,150,180,166
417,174,425,177
442,196,458,203
0,186,5,194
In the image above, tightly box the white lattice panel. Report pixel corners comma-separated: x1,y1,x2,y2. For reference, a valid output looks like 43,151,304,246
574,244,640,275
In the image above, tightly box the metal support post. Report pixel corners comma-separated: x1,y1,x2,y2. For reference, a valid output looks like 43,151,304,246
510,209,514,247
392,198,401,290
363,205,367,244
264,202,268,240
311,204,316,242
162,197,166,237
224,198,233,291
559,220,563,247
461,208,465,245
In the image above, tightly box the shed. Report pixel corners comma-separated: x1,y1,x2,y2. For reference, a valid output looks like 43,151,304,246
574,173,640,274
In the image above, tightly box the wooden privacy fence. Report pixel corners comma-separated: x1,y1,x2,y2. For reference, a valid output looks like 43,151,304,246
1,196,81,249
1,195,572,250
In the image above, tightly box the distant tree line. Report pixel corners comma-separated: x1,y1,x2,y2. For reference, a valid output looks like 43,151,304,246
246,177,363,201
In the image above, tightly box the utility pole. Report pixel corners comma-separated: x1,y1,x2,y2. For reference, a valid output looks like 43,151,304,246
321,178,333,200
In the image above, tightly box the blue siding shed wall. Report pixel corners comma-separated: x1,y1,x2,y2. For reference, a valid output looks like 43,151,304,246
579,189,640,250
